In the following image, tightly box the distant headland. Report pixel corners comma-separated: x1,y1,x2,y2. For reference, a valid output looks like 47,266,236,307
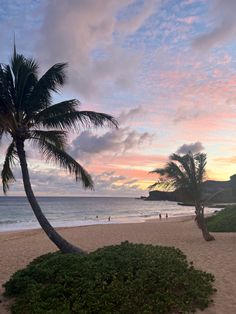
145,174,236,204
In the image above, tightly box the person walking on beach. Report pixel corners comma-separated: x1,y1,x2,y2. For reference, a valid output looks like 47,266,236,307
166,213,168,219
108,216,111,222
159,213,162,220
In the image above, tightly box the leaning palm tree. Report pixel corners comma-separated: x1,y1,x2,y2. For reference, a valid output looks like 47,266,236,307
0,47,118,253
149,152,215,241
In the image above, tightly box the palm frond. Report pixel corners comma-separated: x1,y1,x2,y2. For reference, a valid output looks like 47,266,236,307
195,153,207,184
39,110,118,130
0,112,16,134
0,64,15,113
189,155,198,191
151,162,186,186
149,168,166,175
166,162,189,187
149,163,185,191
16,58,38,112
4,53,38,115
31,138,94,189
30,130,68,150
149,152,207,202
10,53,25,80
170,153,192,180
1,48,117,194
2,65,15,109
75,111,118,128
0,127,3,143
148,182,159,190
1,142,17,194
32,100,77,125
12,55,37,101
26,63,67,114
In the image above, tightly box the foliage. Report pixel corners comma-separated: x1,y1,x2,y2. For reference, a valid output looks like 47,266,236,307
4,242,216,314
0,47,118,193
149,153,206,203
206,206,236,232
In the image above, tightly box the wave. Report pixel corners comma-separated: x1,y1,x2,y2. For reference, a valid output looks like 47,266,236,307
0,220,19,225
0,219,36,225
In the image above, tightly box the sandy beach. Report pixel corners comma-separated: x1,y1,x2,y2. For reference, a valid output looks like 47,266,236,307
0,217,235,313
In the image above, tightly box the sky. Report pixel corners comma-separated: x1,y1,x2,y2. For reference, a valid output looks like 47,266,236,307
0,0,236,197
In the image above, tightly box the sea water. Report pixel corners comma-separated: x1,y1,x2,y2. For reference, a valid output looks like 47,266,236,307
0,196,218,232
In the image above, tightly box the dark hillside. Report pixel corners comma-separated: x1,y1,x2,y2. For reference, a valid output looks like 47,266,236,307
146,174,236,203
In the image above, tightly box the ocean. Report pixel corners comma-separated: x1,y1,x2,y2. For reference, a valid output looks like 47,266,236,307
0,196,218,232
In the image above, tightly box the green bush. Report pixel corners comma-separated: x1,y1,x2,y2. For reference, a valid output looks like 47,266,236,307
4,242,215,313
206,206,236,232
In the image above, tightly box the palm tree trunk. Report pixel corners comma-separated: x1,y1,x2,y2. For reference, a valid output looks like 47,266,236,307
16,138,86,254
195,202,215,241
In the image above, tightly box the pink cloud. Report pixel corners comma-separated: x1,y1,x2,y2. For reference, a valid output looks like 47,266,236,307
174,111,236,141
213,156,236,164
177,16,199,25
86,153,167,183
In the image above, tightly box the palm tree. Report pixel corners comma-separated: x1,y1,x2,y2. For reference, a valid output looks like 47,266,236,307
0,47,118,253
149,152,215,241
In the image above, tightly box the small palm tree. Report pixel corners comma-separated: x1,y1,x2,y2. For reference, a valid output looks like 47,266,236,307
0,47,118,253
149,152,215,241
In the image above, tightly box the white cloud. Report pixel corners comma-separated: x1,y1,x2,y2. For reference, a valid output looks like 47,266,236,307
176,142,205,154
0,166,142,196
70,107,153,158
118,106,144,124
70,127,152,157
36,0,158,101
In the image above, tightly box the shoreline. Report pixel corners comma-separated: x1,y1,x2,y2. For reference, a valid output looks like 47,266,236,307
1,216,235,313
0,197,221,234
0,212,214,235
0,214,192,235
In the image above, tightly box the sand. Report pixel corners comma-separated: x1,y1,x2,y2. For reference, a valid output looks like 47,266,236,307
0,217,235,313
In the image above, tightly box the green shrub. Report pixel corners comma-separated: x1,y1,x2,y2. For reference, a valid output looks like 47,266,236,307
206,206,236,232
4,242,215,313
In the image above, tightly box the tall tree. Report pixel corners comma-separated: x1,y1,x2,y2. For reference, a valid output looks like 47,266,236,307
0,48,118,253
149,152,215,241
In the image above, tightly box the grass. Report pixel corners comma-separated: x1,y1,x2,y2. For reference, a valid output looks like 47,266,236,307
206,205,236,232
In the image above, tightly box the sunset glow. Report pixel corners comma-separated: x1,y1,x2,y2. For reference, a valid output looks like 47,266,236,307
1,0,236,196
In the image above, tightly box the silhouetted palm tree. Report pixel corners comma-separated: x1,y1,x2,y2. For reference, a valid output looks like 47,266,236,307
150,152,215,241
0,47,118,253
